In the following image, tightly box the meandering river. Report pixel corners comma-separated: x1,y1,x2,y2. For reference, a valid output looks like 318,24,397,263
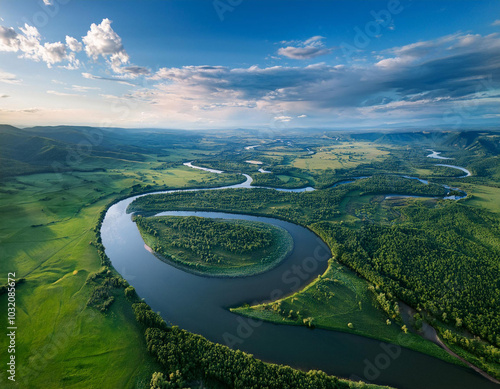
101,159,496,389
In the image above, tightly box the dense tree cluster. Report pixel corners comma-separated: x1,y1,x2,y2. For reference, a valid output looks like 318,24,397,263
129,187,347,225
314,202,500,347
128,175,499,372
251,172,311,189
351,175,447,197
130,303,385,389
85,267,128,312
135,216,273,264
440,327,500,378
370,288,401,322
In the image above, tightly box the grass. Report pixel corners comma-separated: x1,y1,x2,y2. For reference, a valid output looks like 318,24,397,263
0,158,243,388
232,258,460,366
464,183,500,213
291,142,389,170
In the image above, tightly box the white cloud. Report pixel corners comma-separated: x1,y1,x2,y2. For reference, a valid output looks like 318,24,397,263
274,115,292,122
71,84,101,92
47,90,81,97
277,36,333,59
0,19,149,76
137,32,500,127
492,20,500,26
40,42,67,66
119,66,150,77
375,56,412,69
43,0,53,5
82,72,135,86
0,23,81,68
0,69,21,84
66,36,82,52
0,26,19,52
82,18,129,72
375,32,500,70
297,114,307,118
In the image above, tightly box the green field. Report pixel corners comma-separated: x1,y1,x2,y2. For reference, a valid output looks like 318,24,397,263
0,136,247,388
232,258,459,365
291,142,390,170
127,130,500,381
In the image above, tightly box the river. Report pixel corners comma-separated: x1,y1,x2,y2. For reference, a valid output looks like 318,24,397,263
100,161,495,389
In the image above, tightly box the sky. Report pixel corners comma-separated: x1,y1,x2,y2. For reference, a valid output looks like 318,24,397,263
0,0,499,130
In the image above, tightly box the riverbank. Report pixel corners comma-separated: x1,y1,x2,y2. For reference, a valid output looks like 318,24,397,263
232,257,461,367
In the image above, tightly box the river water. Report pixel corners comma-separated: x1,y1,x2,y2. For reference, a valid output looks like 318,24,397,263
100,161,494,389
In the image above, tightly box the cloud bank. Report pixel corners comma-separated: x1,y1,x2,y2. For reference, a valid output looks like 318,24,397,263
1,16,499,129
140,32,499,127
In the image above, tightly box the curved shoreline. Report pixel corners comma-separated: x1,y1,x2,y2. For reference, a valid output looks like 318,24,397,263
138,213,294,278
427,149,453,160
184,162,469,198
435,163,472,178
100,157,497,389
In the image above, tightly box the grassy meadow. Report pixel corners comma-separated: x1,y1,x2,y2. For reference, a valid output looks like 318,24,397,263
0,151,243,388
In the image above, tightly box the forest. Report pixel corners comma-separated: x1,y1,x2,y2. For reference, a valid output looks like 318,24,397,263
131,301,389,389
128,171,500,379
128,175,448,225
3,125,500,388
133,215,293,276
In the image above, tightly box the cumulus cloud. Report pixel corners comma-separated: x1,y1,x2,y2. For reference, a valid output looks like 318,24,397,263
0,26,19,52
0,23,80,68
66,36,82,52
0,19,149,78
82,18,129,72
81,19,149,77
277,36,333,59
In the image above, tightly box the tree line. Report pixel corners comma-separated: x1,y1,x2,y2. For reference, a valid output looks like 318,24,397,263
130,301,388,389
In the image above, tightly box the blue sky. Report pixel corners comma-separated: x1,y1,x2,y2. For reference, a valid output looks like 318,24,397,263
1,0,499,130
